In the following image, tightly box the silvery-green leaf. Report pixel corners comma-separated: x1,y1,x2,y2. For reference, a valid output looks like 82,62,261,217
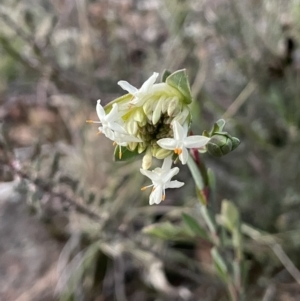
166,69,192,104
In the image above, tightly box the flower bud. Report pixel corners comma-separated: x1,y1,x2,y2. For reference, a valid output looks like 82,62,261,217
167,97,180,116
155,148,172,159
207,134,240,157
143,100,155,115
152,98,163,125
142,148,152,170
138,142,147,154
161,97,170,113
128,142,138,151
173,107,190,125
133,109,145,123
126,121,138,135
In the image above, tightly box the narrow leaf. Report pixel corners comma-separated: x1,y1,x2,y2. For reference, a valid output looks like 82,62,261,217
211,247,229,283
143,222,182,240
182,213,208,239
143,222,195,241
221,200,240,232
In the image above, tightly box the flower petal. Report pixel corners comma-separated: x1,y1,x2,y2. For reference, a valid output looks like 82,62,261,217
140,169,161,183
149,185,163,205
102,127,115,140
118,80,138,94
106,103,119,120
172,121,186,141
162,167,180,183
140,72,159,93
108,122,126,134
161,156,173,171
179,147,189,164
96,99,105,120
184,136,210,148
166,180,185,189
157,138,177,150
114,133,142,143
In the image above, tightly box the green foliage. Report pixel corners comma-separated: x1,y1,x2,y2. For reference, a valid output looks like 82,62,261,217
143,221,195,241
220,200,240,233
181,213,208,239
166,69,193,104
211,247,229,283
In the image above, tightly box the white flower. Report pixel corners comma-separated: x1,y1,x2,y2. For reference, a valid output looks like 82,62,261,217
118,72,159,106
88,99,126,140
113,132,142,146
157,121,210,164
140,156,184,205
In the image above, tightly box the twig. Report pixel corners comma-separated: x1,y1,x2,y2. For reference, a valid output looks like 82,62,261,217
242,223,300,285
271,244,300,286
222,80,256,120
261,284,276,301
191,57,208,97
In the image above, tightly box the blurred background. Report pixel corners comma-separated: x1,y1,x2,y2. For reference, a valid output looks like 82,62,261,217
1,0,300,300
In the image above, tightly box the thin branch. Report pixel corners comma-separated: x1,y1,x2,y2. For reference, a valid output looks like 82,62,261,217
222,80,256,120
271,244,300,286
242,223,300,285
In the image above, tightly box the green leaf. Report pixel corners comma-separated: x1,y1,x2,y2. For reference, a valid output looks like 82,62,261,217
182,213,208,239
207,168,216,206
161,69,172,82
143,222,181,240
113,145,141,161
166,69,192,104
143,222,194,241
211,247,229,283
220,200,240,232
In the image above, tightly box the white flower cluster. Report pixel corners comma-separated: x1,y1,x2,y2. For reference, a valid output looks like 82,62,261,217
88,71,210,205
